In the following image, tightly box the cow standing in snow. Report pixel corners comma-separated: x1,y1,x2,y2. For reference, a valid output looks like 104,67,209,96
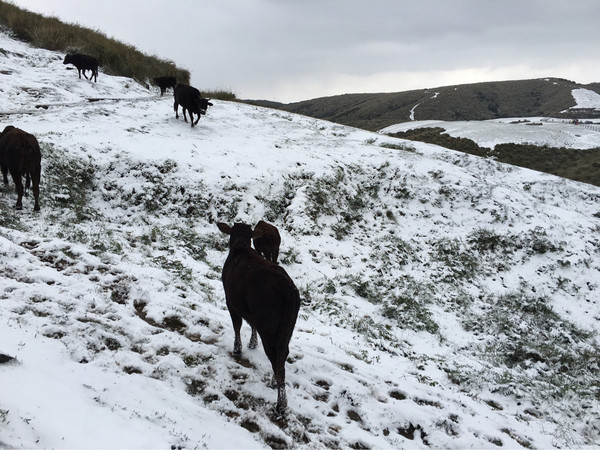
217,222,300,417
63,53,99,82
174,84,213,127
0,126,41,211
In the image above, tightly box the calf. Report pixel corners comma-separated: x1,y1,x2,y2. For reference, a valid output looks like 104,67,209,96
63,53,98,82
0,126,41,211
174,84,213,127
217,222,300,416
252,220,281,263
153,77,177,96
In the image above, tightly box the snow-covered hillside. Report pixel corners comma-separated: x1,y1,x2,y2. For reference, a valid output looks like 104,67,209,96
382,87,600,147
1,30,600,449
381,117,600,150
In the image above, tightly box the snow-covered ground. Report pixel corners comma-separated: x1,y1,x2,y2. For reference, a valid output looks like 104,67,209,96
570,88,600,110
381,88,600,149
381,117,600,150
1,30,600,449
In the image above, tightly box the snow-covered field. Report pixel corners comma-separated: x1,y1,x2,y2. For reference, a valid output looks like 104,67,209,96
1,30,600,449
381,88,600,150
381,117,600,150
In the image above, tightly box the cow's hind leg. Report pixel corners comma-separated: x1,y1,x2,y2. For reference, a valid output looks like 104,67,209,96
2,164,8,185
273,360,288,417
31,167,40,212
264,341,289,416
10,169,24,210
249,327,258,349
228,309,243,357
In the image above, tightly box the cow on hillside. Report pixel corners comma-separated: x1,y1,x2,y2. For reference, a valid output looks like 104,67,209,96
153,77,177,96
217,222,300,416
174,84,213,127
0,126,41,211
63,53,99,82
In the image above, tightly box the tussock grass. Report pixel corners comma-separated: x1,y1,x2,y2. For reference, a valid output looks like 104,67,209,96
201,89,238,102
0,1,190,85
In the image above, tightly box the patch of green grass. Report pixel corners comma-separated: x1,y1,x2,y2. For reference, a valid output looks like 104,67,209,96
0,196,24,229
279,247,301,265
42,142,96,222
430,237,479,282
463,288,600,403
379,141,416,152
259,172,313,222
381,291,439,334
345,275,380,304
152,255,193,284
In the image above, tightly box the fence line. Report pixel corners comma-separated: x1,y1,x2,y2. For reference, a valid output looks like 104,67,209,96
541,118,600,132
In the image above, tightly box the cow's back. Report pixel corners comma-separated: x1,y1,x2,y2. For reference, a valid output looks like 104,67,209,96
222,249,299,334
1,130,40,165
175,84,201,107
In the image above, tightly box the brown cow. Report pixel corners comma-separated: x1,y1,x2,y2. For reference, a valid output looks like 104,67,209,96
0,126,41,211
174,84,213,127
217,222,300,416
153,76,177,96
63,53,99,82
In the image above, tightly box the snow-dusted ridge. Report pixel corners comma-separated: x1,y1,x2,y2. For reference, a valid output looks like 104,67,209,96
380,116,600,150
1,31,600,448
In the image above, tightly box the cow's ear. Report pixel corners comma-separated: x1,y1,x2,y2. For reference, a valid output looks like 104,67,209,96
217,223,231,235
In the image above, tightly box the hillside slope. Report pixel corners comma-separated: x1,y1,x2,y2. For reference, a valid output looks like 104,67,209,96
1,31,600,449
380,118,600,187
271,78,600,131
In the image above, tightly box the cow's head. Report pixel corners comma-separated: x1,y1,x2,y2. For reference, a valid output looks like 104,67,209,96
1,125,16,138
198,97,213,115
63,54,73,65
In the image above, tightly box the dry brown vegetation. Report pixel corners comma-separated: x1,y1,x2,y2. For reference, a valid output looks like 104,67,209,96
0,1,190,85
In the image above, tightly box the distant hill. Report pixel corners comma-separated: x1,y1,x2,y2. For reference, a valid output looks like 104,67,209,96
252,78,600,131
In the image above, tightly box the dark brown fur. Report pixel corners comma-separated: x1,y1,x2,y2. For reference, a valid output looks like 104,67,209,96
63,53,98,82
0,126,41,211
153,77,177,96
217,222,300,416
252,220,281,263
174,84,213,127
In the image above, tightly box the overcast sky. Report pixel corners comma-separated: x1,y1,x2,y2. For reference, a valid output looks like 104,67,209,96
9,0,600,103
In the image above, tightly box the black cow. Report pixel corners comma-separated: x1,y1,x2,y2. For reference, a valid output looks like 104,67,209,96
63,53,98,82
0,126,41,211
174,84,213,127
217,222,300,416
153,77,177,96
